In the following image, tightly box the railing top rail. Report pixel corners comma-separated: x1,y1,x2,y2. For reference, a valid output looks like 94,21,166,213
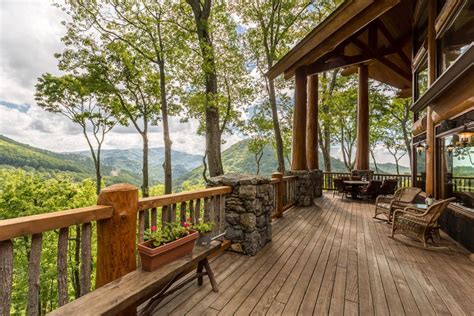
137,186,232,211
270,178,279,184
0,205,113,241
282,175,297,181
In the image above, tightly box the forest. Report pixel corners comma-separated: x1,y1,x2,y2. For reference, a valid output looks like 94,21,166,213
1,0,422,314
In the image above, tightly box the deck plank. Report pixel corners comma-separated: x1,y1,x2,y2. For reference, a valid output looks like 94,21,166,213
152,194,474,316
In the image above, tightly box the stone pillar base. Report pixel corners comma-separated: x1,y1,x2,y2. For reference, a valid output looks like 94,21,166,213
286,169,323,206
207,174,273,256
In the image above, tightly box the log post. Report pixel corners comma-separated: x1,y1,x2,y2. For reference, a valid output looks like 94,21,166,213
272,172,284,218
306,74,319,170
291,67,308,170
355,64,370,170
96,183,138,288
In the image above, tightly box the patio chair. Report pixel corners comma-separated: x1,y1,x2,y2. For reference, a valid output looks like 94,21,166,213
359,180,382,199
391,197,455,247
374,187,422,221
333,178,351,198
379,178,398,195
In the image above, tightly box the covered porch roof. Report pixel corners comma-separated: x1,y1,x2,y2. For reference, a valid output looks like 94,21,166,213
267,0,414,93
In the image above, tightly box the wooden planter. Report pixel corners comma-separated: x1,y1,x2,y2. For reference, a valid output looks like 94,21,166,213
138,230,198,271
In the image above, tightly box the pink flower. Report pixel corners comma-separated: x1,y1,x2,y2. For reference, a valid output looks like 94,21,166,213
182,222,190,229
151,226,157,232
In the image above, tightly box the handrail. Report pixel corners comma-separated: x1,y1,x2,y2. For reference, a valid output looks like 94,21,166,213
282,175,297,181
137,186,232,211
0,205,113,241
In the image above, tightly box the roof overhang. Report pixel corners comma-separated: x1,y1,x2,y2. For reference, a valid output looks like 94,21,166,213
267,0,413,90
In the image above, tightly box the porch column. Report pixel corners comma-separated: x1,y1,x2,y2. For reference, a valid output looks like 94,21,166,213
306,74,319,170
291,67,308,170
355,64,370,170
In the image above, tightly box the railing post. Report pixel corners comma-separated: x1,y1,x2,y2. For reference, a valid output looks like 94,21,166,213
96,183,138,289
272,172,284,218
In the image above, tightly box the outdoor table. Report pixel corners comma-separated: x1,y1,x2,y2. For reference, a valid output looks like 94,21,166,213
343,180,369,200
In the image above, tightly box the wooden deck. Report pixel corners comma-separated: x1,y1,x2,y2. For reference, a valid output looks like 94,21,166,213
151,194,474,315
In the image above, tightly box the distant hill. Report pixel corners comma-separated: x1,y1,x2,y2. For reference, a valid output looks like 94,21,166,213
72,147,202,184
174,139,412,188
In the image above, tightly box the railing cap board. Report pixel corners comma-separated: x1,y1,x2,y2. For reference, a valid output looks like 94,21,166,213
137,186,232,211
282,175,297,181
0,205,113,241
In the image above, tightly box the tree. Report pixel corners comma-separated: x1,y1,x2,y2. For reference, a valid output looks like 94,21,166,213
383,132,407,174
184,0,224,177
385,97,413,169
35,74,116,195
63,0,183,194
244,107,273,174
236,1,338,172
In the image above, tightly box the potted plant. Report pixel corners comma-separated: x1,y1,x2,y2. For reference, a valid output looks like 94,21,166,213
192,221,215,246
138,221,198,272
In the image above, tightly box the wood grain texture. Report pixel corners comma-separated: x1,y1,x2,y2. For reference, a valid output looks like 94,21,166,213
49,242,222,316
291,67,308,171
27,233,42,316
0,240,13,316
355,64,370,170
306,74,319,170
57,227,69,306
80,222,92,296
96,183,138,289
152,195,474,315
138,187,232,211
0,205,113,241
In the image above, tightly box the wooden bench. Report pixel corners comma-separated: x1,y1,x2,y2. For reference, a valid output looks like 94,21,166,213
48,241,223,316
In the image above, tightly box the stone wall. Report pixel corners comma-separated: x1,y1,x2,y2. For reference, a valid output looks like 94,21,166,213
207,174,273,256
286,169,323,206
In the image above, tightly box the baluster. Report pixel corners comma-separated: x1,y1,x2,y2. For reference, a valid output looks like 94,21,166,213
161,205,168,227
57,227,69,306
204,197,211,222
180,202,187,222
171,204,177,222
189,200,195,224
195,199,201,224
138,210,145,242
151,208,157,227
27,233,42,316
219,195,226,233
0,240,13,316
80,222,92,296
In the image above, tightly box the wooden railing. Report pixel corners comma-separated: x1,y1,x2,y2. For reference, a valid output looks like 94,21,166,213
271,173,297,218
0,184,231,316
453,176,474,192
322,172,418,190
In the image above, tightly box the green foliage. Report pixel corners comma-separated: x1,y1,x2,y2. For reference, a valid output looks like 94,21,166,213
191,221,214,234
144,221,190,248
0,168,97,314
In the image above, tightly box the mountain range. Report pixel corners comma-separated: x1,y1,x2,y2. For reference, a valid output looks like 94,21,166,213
0,135,413,190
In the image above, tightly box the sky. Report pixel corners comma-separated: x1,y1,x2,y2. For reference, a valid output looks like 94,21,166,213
0,0,410,167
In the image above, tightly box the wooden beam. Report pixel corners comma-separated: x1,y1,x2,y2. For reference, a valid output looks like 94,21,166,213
291,67,308,171
352,38,412,82
355,64,370,170
376,20,412,68
306,74,319,170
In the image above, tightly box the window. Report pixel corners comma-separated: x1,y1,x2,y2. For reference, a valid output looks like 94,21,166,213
438,131,474,211
414,57,428,101
415,143,426,191
437,1,474,75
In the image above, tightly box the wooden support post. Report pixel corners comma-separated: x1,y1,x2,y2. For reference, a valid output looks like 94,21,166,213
272,172,284,218
292,67,308,170
306,74,319,170
425,1,437,195
96,184,138,288
355,64,370,170
0,240,13,316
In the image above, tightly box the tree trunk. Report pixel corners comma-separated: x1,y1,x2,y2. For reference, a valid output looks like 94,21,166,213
159,60,172,194
141,131,149,198
370,149,379,173
187,0,224,177
268,78,285,172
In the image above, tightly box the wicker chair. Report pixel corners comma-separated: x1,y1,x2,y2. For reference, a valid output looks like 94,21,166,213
391,198,455,247
374,187,422,221
333,178,351,198
379,179,398,195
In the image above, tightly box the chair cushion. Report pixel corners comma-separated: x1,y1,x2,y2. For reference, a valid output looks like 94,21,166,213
377,203,391,210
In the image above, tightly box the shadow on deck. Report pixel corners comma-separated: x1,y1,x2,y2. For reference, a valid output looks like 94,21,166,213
151,194,474,315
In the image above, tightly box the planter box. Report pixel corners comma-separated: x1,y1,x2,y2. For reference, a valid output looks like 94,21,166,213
138,230,199,271
197,233,212,246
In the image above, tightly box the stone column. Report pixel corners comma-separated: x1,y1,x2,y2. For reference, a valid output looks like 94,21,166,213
286,169,323,206
207,174,273,256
